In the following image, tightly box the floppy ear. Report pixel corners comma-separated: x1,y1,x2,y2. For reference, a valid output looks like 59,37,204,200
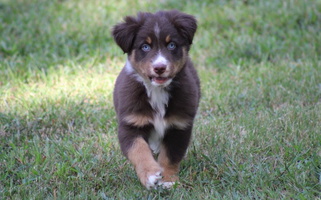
112,16,140,53
169,10,197,45
112,13,150,53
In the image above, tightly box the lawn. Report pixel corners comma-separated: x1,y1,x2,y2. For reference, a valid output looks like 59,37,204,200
0,0,321,199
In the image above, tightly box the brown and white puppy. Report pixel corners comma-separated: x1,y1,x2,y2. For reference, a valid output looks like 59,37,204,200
112,10,200,189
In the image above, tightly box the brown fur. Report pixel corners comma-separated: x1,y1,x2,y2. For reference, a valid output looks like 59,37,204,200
158,144,180,182
123,114,152,127
146,37,152,44
165,35,171,43
112,10,200,189
127,137,162,186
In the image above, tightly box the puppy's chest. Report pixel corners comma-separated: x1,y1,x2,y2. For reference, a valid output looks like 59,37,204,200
123,85,190,154
147,87,170,154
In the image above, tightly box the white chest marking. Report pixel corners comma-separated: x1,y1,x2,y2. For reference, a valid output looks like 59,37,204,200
126,60,170,154
146,84,169,154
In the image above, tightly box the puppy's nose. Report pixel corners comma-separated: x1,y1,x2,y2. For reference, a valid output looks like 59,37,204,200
153,64,166,75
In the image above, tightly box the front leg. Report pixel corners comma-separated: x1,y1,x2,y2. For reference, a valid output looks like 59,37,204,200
127,137,163,189
158,127,192,188
158,144,180,188
118,123,163,189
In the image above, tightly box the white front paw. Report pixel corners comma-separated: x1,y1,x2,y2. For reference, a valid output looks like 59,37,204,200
158,181,176,189
146,171,162,189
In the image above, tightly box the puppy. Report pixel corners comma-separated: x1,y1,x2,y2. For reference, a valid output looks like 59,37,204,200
112,10,200,189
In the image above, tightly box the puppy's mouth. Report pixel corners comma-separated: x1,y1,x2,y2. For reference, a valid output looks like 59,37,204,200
150,77,171,85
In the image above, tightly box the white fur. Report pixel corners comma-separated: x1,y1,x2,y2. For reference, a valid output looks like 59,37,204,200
154,23,160,39
125,59,134,74
126,60,171,154
151,52,172,87
146,171,162,189
151,78,172,87
152,52,169,66
126,60,172,87
148,130,162,153
148,85,169,117
158,181,176,189
125,60,146,84
149,115,167,153
147,84,169,154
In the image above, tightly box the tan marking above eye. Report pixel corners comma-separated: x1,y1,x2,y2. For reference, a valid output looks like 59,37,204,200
146,37,152,44
165,35,171,43
123,114,152,127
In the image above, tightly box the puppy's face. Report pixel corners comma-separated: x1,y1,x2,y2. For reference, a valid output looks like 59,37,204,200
112,10,197,86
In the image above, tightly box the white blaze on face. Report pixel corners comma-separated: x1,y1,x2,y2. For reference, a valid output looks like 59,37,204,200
154,23,160,39
152,52,169,67
150,52,172,87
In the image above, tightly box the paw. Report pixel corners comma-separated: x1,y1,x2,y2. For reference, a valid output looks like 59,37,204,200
145,171,162,189
158,181,176,189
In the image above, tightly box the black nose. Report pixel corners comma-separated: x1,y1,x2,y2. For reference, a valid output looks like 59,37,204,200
153,64,166,75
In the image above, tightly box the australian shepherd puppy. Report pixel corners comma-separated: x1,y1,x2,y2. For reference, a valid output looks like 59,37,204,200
112,10,200,189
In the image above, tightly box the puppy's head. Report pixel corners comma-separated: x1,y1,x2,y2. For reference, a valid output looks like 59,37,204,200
112,10,197,87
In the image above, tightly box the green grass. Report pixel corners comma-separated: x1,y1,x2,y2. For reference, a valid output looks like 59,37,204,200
1,0,321,199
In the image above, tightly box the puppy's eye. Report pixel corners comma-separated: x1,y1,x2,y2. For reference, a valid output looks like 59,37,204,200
167,42,176,50
141,44,151,52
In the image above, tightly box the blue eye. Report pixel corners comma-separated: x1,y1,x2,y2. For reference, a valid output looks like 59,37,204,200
167,42,176,50
141,44,151,52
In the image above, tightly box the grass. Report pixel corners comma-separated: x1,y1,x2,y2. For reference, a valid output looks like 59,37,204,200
0,0,321,199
